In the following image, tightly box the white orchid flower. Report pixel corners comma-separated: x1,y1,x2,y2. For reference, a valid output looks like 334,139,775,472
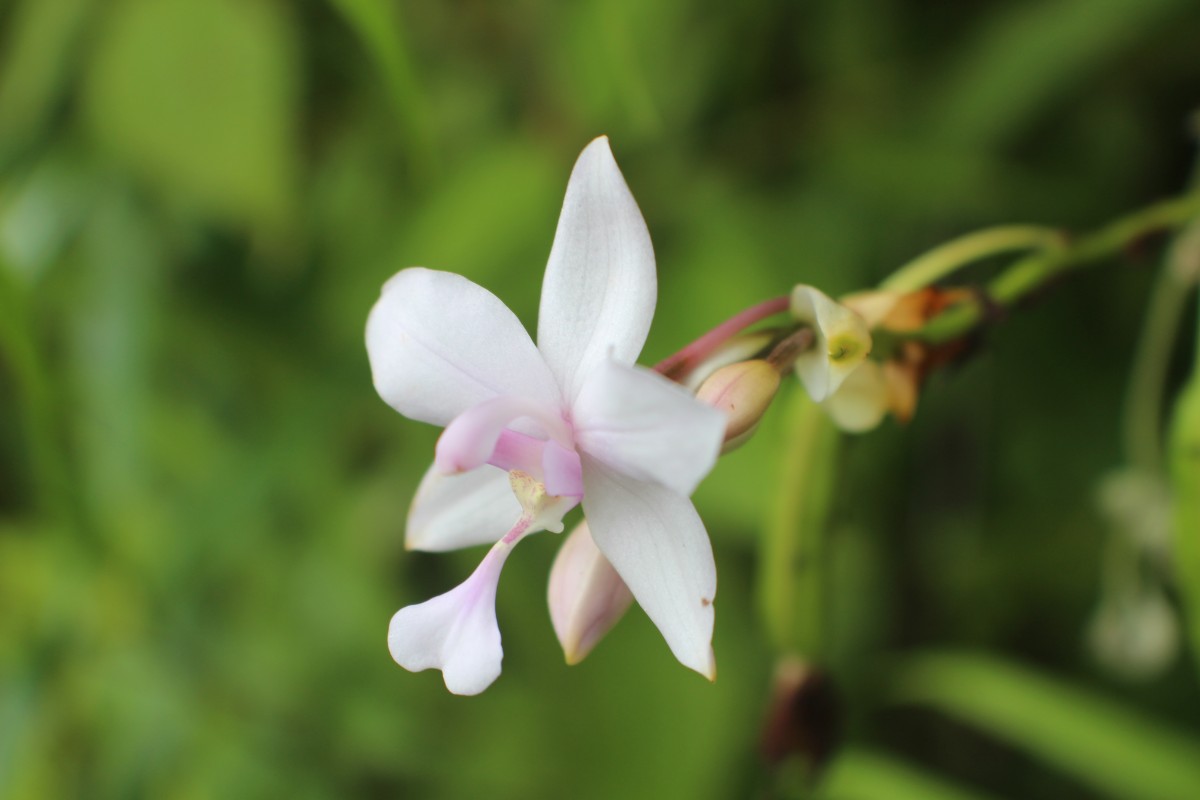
366,137,727,695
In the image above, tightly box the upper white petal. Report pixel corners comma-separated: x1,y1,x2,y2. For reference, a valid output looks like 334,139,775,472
406,463,521,552
537,137,657,404
367,268,562,427
387,540,515,695
572,358,726,497
580,456,717,679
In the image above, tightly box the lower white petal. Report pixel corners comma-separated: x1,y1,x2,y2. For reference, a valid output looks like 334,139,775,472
580,456,717,679
388,540,515,695
406,463,521,552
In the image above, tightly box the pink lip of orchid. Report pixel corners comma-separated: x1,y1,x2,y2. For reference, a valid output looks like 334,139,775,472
366,137,728,695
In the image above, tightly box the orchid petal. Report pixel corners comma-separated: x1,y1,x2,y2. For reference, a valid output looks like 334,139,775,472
388,540,516,695
488,430,546,474
436,395,569,476
548,521,634,664
541,440,584,498
821,360,889,433
572,359,726,497
790,285,872,402
581,456,717,679
406,463,521,552
367,268,561,426
537,137,656,403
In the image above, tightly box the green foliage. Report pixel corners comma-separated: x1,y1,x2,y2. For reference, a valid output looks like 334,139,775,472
84,0,299,227
818,748,1001,800
892,652,1200,799
0,0,1199,797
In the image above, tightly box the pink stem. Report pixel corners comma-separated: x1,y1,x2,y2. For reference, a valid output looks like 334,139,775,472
654,295,790,379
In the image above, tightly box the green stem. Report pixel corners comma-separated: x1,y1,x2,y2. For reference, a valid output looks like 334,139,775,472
760,389,840,656
1169,249,1200,682
880,224,1066,294
916,192,1200,344
1122,220,1200,473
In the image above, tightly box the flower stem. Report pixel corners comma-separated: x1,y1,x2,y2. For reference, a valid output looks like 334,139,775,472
1168,227,1200,680
880,224,1066,293
1122,219,1200,472
655,295,790,379
914,191,1200,344
760,389,839,656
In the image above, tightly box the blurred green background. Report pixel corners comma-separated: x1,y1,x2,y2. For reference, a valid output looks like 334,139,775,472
2,0,1200,797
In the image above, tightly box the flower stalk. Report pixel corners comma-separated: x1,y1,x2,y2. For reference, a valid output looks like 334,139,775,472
914,191,1200,344
880,224,1066,294
655,295,791,381
1169,234,1200,680
1123,219,1200,473
760,389,840,656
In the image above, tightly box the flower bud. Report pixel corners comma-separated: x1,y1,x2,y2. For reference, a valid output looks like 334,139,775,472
695,359,782,450
680,331,776,391
841,287,972,332
760,657,841,769
548,522,634,665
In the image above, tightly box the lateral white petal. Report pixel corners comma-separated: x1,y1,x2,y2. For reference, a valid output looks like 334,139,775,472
572,359,726,497
367,268,561,426
537,137,656,403
387,540,514,695
406,463,521,552
581,457,717,679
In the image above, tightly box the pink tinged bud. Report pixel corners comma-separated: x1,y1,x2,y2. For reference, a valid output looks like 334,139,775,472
680,331,776,391
548,522,634,664
695,359,782,449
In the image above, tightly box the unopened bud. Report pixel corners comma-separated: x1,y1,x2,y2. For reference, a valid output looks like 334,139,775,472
680,331,776,391
760,658,841,769
842,287,973,332
696,359,782,450
548,522,634,665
